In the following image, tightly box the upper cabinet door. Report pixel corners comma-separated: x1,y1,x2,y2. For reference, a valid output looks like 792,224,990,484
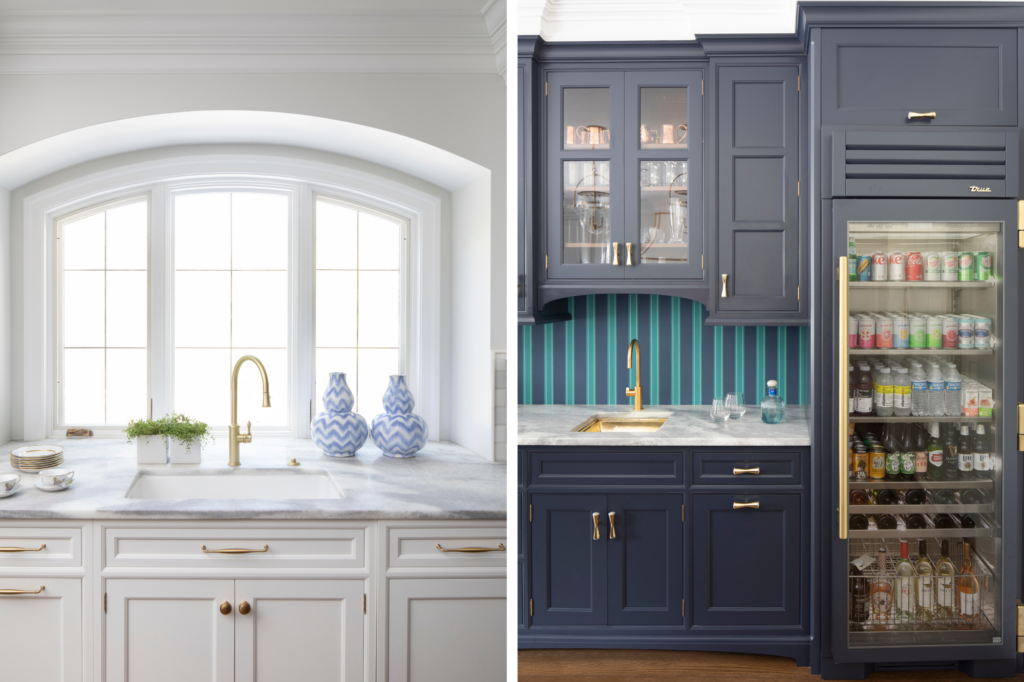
717,64,801,313
546,71,626,280
625,71,704,280
822,28,1017,127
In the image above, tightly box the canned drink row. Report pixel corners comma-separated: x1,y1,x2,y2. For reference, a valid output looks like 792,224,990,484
853,250,992,282
849,313,992,350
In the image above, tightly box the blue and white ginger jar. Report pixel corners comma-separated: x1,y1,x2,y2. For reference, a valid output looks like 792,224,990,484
371,375,428,458
311,373,368,457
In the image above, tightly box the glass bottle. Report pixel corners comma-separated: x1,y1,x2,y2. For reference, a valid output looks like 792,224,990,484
904,513,927,529
957,424,974,480
870,547,893,623
926,424,944,480
760,380,785,424
850,564,869,626
958,541,980,621
914,539,934,622
855,364,874,416
913,426,929,481
849,489,871,506
972,425,991,479
849,514,869,530
942,423,959,481
895,540,915,627
935,540,956,620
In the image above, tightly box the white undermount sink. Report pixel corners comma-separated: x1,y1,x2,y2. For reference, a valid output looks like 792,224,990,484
125,469,342,500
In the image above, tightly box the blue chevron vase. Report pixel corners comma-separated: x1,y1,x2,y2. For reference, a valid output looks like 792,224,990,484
382,375,415,414
311,373,368,457
372,375,427,458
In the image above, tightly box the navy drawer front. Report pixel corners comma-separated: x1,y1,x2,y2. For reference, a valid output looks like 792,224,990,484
691,450,803,487
529,451,684,487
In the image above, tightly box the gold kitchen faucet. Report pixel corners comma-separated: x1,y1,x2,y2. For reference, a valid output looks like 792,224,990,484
228,355,271,466
625,339,643,411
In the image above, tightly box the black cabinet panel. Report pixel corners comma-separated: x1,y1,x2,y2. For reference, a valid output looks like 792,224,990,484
530,450,685,488
822,28,1017,126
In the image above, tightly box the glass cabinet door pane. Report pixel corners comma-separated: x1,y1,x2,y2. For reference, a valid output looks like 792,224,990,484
563,160,612,265
639,160,688,265
640,88,688,149
563,88,611,150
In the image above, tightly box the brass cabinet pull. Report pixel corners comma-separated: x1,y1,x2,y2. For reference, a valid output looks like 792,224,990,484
238,601,251,615
592,512,601,540
201,545,268,554
838,256,849,540
907,111,936,120
733,502,760,509
0,586,44,595
435,543,506,553
721,274,728,298
220,601,232,615
626,243,633,266
612,242,620,266
733,467,760,475
0,544,45,552
608,512,617,539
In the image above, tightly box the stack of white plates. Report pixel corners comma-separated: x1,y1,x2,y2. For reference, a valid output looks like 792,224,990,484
10,446,64,471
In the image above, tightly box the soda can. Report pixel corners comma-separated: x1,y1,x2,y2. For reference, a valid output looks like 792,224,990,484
974,317,992,349
958,252,975,281
848,316,857,348
941,251,958,281
857,316,876,349
923,252,941,281
941,316,958,348
893,315,910,348
887,252,905,281
926,316,943,348
905,251,923,281
908,316,927,348
976,251,992,281
958,318,975,349
871,252,887,281
856,255,871,281
876,317,894,348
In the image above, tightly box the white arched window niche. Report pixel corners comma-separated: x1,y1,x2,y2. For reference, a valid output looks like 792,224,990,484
19,154,441,440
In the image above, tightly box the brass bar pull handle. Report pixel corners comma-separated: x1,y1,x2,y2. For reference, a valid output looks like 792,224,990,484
721,274,728,298
612,242,619,266
592,512,601,540
908,111,936,120
608,512,617,539
838,256,849,540
0,586,44,595
733,502,759,509
238,601,251,615
201,545,268,554
626,243,633,266
0,544,45,552
733,467,760,475
435,543,506,553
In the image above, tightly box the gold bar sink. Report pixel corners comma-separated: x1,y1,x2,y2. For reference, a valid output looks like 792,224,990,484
574,416,668,433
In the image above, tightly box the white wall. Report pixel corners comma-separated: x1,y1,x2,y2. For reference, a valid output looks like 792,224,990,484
0,188,9,445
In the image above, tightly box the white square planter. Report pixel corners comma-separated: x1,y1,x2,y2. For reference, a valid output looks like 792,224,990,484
136,437,167,464
168,438,202,464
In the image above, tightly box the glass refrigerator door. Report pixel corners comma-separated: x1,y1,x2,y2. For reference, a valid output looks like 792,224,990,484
833,199,1018,662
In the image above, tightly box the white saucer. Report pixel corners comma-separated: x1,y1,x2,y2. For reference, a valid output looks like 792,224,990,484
0,484,23,498
34,479,72,492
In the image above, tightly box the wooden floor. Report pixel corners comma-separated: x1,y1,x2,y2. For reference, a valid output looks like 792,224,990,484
518,649,1024,682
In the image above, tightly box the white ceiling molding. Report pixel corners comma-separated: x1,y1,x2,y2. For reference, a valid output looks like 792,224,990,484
0,8,508,75
520,0,798,42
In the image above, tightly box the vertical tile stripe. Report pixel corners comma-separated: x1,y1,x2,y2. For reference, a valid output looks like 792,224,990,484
586,295,596,404
755,326,766,401
607,294,618,404
627,294,638,408
713,325,724,400
565,298,575,405
670,297,681,404
691,300,701,404
777,326,787,404
544,324,554,404
521,326,532,405
734,326,745,398
649,296,660,405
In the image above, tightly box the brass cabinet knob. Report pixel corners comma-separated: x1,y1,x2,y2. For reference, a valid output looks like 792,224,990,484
238,601,251,615
220,601,232,615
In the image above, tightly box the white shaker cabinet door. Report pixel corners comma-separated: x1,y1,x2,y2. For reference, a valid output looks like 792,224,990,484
0,578,82,682
387,578,506,682
234,579,365,682
105,579,234,682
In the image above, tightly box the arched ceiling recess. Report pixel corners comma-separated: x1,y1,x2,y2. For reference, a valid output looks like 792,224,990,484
0,110,489,192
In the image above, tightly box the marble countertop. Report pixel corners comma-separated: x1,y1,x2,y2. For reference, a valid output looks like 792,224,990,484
518,404,811,447
0,438,505,520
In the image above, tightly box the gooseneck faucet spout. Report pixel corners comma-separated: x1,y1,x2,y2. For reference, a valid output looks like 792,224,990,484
625,339,643,411
229,355,271,466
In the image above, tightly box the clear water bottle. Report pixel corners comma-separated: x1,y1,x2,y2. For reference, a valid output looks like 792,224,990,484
893,367,912,416
927,363,945,417
910,363,928,416
760,380,785,424
875,367,894,417
944,362,962,417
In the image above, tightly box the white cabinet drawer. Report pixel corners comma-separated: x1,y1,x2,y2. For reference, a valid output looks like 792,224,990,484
0,527,82,569
105,526,365,570
388,525,507,570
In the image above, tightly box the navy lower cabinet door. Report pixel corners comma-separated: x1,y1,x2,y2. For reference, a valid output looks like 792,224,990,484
531,494,608,626
607,494,684,626
691,493,802,629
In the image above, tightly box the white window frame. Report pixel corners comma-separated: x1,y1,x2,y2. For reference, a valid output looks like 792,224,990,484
22,154,440,440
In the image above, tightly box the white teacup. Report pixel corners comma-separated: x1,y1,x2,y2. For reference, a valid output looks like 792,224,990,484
0,473,20,493
38,469,73,487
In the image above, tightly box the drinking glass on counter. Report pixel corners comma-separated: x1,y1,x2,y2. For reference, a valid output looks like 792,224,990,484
710,397,729,422
726,392,746,419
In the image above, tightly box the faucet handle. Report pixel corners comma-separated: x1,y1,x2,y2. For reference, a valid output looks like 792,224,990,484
237,420,253,444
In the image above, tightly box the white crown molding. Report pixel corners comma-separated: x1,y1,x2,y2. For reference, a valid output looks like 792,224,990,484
0,10,508,75
481,0,507,82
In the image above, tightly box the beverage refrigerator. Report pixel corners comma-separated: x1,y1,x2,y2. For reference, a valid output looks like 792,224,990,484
826,198,1020,674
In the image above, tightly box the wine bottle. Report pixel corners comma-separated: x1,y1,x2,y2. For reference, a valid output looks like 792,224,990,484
914,539,934,622
870,547,893,622
849,514,869,530
933,514,956,529
876,489,899,506
850,564,869,625
849,489,871,506
905,489,928,505
932,488,957,505
958,541,980,620
954,513,977,529
904,514,927,529
935,540,956,619
960,488,985,505
895,540,916,626
957,424,974,480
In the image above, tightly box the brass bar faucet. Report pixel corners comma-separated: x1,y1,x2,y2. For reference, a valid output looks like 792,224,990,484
229,355,271,467
625,339,643,411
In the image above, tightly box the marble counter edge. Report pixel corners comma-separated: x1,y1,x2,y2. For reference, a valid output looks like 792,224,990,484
0,509,507,521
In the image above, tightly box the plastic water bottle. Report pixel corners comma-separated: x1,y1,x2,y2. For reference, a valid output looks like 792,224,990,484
910,363,928,417
875,367,894,417
927,363,945,417
944,363,962,417
893,367,912,416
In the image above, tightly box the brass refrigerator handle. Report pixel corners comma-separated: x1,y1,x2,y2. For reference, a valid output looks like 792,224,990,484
838,256,849,540
201,545,268,554
592,512,600,540
733,467,760,475
608,512,617,539
0,586,44,595
907,111,936,120
626,243,633,266
733,502,759,509
613,242,619,266
0,544,45,552
435,543,506,553
721,274,728,298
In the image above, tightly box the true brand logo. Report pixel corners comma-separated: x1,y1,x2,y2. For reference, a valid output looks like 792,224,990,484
969,186,992,193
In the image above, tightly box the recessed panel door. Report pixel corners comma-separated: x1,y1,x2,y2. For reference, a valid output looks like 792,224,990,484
0,578,81,682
